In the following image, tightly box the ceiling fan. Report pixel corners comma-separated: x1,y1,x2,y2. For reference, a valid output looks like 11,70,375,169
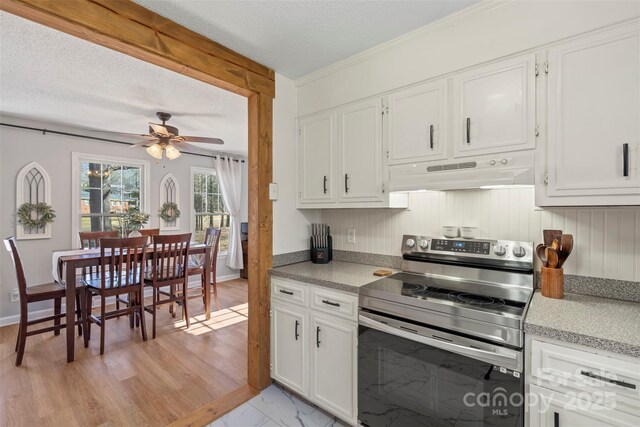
128,112,224,160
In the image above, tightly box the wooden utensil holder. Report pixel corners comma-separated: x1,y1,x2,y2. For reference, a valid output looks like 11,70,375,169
541,267,564,299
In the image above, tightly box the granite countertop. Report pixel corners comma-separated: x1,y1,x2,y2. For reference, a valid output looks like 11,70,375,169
269,261,396,294
525,291,640,358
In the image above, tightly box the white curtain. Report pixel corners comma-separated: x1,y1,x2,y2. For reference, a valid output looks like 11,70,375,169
214,156,244,269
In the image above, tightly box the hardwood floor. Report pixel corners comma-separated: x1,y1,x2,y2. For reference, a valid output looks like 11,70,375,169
0,278,248,427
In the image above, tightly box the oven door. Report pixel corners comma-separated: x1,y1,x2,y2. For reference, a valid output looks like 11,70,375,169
358,312,524,427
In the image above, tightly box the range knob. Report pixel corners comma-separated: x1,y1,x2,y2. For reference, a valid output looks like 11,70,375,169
418,239,429,249
512,245,526,258
405,238,416,248
493,245,506,256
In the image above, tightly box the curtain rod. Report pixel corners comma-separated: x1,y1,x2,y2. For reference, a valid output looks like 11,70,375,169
0,122,246,163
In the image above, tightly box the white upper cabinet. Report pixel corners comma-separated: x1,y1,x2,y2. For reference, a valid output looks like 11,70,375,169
337,98,384,203
387,80,448,165
541,22,640,205
297,111,336,205
452,54,536,157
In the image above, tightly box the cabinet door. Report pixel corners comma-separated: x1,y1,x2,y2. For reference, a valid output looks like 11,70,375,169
271,304,307,395
298,111,336,204
310,314,357,422
337,98,383,203
387,80,448,165
529,385,640,427
452,54,536,157
547,23,640,198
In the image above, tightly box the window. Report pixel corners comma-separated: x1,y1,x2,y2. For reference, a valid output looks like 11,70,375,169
191,168,229,251
73,153,149,240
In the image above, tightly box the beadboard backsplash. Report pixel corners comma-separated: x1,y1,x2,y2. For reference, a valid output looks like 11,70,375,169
321,188,640,282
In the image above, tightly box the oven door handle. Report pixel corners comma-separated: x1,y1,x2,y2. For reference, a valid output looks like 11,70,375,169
359,314,521,371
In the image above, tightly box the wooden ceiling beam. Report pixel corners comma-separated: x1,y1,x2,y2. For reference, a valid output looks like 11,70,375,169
0,0,275,98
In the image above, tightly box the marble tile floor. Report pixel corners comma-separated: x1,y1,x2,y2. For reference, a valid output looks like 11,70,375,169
208,383,349,427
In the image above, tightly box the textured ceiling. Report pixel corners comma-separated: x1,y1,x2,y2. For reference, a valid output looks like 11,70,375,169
133,0,479,79
0,12,248,156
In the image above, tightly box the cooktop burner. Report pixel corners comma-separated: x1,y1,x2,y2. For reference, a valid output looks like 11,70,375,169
451,293,505,307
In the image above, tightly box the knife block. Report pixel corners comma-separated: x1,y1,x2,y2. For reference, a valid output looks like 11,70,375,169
310,236,332,264
541,267,564,299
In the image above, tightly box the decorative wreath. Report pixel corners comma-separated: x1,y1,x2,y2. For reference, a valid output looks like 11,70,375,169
17,202,56,228
160,202,181,222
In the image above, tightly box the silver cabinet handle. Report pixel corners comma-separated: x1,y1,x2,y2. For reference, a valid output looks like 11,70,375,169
623,143,629,177
466,118,471,144
344,174,349,193
323,175,328,194
279,289,293,295
429,124,434,149
316,326,321,348
294,320,300,341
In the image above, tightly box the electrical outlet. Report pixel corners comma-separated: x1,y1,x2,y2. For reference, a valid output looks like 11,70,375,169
10,288,19,303
347,228,356,244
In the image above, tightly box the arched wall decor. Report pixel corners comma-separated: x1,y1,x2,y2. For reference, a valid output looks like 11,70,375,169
15,161,52,240
159,173,180,230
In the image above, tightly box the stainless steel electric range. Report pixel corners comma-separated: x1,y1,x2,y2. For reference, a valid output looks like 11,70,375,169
358,235,534,427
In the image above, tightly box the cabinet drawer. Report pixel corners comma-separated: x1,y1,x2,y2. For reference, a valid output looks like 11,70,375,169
272,278,307,307
530,339,640,417
310,287,357,321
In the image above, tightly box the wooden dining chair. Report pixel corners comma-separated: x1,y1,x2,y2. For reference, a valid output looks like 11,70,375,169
79,230,121,311
79,230,119,249
187,227,222,311
83,236,148,354
144,233,192,339
3,237,85,366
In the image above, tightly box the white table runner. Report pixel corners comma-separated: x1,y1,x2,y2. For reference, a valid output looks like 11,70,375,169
52,248,100,283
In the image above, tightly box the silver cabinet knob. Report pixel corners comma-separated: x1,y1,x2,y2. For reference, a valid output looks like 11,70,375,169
418,239,429,249
512,245,526,258
493,245,506,256
405,238,416,248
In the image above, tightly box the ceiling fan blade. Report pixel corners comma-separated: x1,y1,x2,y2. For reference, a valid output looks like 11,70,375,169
171,140,207,154
129,138,159,147
181,135,224,145
149,123,171,137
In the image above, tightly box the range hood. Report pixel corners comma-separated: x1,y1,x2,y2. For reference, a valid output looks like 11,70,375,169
388,152,534,192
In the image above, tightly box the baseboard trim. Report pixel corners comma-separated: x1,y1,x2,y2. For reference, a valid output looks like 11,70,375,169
0,274,242,327
168,383,259,427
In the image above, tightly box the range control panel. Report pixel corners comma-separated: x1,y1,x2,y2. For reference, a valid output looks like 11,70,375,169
401,234,534,266
431,239,491,255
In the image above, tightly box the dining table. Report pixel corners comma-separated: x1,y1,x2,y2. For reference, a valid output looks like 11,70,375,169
55,243,212,362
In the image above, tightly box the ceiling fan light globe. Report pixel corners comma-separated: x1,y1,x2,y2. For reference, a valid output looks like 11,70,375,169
146,143,163,160
165,144,181,160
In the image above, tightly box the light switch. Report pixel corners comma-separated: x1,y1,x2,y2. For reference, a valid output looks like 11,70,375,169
269,183,278,200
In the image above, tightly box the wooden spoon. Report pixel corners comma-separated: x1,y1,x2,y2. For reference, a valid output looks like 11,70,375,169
543,229,562,247
536,244,548,267
558,234,574,268
546,247,559,269
551,239,560,251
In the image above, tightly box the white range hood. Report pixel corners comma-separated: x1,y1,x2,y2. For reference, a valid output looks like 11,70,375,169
388,151,535,192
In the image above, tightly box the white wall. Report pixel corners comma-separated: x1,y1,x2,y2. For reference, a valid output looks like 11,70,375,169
272,73,320,254
0,116,248,319
297,0,640,116
322,188,640,281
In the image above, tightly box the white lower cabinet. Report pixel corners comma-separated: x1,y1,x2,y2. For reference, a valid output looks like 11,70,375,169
271,303,307,395
529,384,640,427
527,337,640,427
310,313,357,422
270,278,358,425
